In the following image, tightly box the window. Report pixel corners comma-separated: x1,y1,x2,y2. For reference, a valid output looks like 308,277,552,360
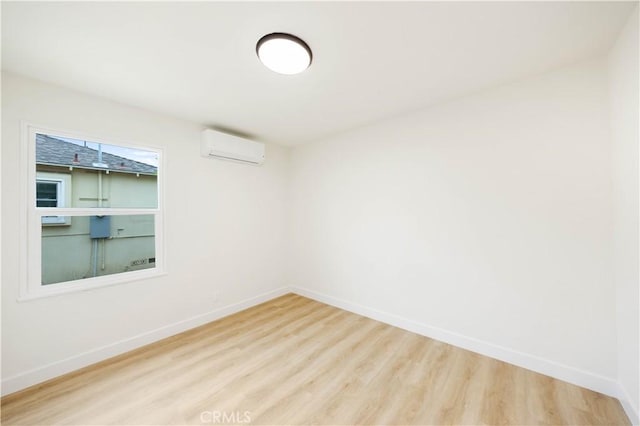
36,180,60,207
21,124,164,299
36,173,71,225
37,179,65,224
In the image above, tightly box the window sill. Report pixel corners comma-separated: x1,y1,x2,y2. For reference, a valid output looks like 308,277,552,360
18,269,168,302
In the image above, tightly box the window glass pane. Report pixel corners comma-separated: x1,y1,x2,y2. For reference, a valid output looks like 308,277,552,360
36,133,158,209
41,214,156,285
36,181,58,207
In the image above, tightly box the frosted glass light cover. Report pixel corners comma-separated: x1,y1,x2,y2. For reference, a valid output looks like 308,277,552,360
257,33,312,75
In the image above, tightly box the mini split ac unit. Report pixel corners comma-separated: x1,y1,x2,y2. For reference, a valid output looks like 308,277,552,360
201,129,265,165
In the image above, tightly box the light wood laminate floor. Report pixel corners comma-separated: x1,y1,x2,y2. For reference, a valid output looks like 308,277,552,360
1,294,630,425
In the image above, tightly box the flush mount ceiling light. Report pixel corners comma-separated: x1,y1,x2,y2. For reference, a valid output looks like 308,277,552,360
256,33,312,75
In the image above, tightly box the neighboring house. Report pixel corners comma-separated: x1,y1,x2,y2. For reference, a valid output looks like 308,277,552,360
36,134,158,285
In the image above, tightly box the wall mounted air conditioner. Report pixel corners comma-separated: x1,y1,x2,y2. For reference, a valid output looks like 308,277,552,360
201,129,265,165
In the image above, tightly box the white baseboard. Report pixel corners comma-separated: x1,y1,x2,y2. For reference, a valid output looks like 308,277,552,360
618,384,640,425
290,286,624,400
1,287,290,397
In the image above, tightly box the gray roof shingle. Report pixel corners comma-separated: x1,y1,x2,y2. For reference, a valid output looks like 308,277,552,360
36,134,157,175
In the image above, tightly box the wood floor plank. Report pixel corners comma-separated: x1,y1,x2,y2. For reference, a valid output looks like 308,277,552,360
1,294,630,425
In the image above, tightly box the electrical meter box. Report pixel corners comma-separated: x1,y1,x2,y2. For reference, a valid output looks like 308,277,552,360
90,216,111,239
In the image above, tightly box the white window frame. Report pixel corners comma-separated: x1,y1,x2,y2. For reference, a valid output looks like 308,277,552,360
19,122,166,301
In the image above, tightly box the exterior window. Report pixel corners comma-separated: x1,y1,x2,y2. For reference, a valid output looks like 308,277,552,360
22,124,164,299
36,180,60,207
37,177,70,225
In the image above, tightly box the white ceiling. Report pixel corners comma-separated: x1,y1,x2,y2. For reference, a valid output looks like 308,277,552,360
2,2,636,146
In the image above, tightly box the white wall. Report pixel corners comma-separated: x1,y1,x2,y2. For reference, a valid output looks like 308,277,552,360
609,6,640,422
290,59,619,393
1,72,290,393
